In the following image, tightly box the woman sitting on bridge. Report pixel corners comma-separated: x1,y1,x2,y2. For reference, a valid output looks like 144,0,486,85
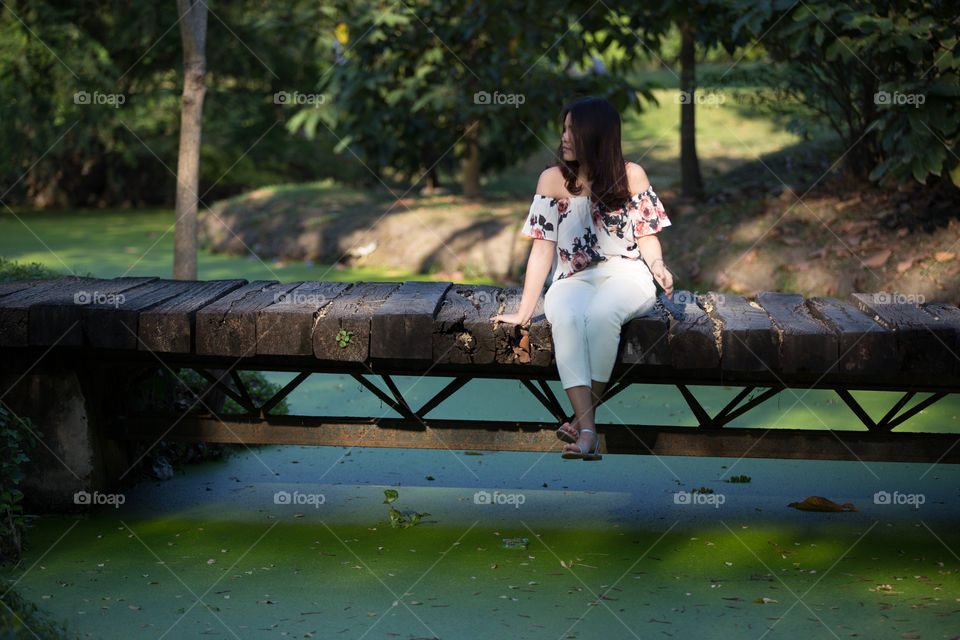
490,96,674,460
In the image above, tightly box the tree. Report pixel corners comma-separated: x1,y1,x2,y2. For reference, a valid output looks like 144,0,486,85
288,0,647,197
173,0,208,280
733,0,960,187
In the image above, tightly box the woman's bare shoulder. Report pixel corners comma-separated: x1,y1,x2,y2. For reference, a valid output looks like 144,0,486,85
625,162,651,194
535,166,571,198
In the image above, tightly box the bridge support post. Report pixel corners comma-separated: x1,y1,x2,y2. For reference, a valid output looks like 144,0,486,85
1,355,130,510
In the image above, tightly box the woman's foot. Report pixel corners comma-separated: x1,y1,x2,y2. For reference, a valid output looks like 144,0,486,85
561,428,602,460
555,421,578,443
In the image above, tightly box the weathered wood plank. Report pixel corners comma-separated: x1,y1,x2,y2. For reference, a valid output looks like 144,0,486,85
82,279,207,350
806,297,897,376
313,282,401,361
706,292,778,372
850,293,955,374
493,286,552,366
433,284,503,364
0,279,47,299
621,307,670,366
196,280,300,357
921,302,960,377
139,279,247,353
0,278,82,346
757,291,837,375
28,277,158,346
370,281,452,360
665,291,720,370
254,281,351,356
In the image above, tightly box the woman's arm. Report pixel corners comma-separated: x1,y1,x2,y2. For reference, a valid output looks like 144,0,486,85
490,238,555,325
638,234,673,299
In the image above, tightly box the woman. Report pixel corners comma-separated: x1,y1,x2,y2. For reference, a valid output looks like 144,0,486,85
490,96,674,460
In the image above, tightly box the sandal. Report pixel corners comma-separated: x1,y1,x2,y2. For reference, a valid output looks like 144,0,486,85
555,421,578,443
561,428,602,461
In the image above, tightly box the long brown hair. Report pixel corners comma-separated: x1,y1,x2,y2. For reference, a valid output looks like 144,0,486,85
556,96,631,211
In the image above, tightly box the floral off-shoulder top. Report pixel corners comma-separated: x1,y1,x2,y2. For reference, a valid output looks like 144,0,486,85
520,187,671,282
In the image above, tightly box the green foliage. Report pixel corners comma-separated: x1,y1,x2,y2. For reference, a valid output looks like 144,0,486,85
335,329,353,348
0,0,367,208
732,0,960,187
382,489,430,529
292,0,649,190
0,407,37,564
0,257,67,284
0,588,75,639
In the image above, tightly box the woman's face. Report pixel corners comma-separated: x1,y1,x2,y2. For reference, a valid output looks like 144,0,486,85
561,112,575,162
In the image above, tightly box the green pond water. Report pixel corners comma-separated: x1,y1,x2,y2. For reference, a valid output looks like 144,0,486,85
4,375,960,639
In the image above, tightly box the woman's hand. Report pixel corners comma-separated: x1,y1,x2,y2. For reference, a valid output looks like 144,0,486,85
490,312,530,326
650,259,674,299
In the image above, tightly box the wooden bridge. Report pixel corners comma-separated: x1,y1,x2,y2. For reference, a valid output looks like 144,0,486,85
1,275,959,486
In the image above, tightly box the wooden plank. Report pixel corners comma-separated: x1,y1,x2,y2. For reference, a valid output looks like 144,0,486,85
921,302,960,378
82,279,206,350
138,279,247,353
370,281,452,360
806,297,897,375
28,277,158,346
0,279,47,299
666,291,720,370
0,278,81,346
706,292,778,372
850,293,955,374
493,286,552,367
313,282,401,361
433,284,503,364
255,281,351,356
620,308,670,366
196,280,300,357
757,292,837,374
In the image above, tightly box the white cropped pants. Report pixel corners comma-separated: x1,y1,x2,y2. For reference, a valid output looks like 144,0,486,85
544,257,657,390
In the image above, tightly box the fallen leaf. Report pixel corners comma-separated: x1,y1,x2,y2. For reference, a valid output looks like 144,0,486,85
935,251,956,262
787,496,857,512
862,249,891,269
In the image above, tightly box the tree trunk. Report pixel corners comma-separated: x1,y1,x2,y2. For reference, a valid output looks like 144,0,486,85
679,21,703,200
462,120,481,199
174,0,209,281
